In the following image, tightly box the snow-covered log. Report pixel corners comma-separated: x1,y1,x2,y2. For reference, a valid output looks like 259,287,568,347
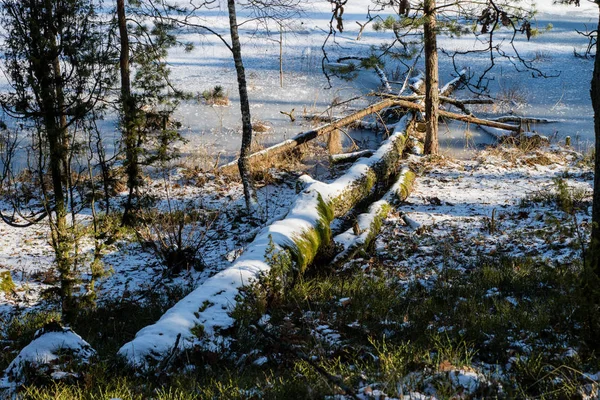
220,99,399,173
374,64,393,93
329,149,374,164
351,119,396,132
119,115,414,368
332,165,416,267
440,69,467,96
408,137,424,155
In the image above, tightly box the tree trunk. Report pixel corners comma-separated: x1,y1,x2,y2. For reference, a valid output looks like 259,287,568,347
332,166,416,267
590,6,600,277
423,0,439,155
117,0,139,225
40,0,74,322
227,0,258,213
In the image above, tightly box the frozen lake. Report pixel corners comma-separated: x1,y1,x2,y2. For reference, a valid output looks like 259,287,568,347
164,0,597,162
0,0,597,169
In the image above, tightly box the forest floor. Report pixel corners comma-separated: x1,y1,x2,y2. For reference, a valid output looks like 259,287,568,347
1,140,600,399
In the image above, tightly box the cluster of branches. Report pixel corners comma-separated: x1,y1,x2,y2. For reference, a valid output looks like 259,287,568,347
320,0,552,154
0,0,185,322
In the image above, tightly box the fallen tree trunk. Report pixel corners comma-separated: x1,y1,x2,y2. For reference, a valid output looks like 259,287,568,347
302,114,344,123
329,149,374,164
119,115,415,368
351,119,396,132
440,69,467,96
489,116,559,124
332,165,416,267
374,64,393,93
390,99,521,132
478,124,550,145
220,75,477,174
220,98,398,173
378,93,493,115
438,96,493,115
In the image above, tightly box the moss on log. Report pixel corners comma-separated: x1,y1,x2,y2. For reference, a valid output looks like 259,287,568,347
332,167,416,267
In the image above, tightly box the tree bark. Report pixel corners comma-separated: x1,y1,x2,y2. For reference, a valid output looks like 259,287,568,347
39,0,74,322
423,0,439,155
590,6,600,277
228,0,257,213
117,0,139,225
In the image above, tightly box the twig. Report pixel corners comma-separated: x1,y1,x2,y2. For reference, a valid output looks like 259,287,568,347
280,108,296,122
254,324,360,399
159,333,182,372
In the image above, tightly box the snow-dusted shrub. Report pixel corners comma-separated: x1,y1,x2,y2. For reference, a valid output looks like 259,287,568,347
135,205,211,275
200,85,229,106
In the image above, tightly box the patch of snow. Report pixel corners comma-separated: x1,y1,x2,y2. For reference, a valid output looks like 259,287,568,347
2,326,96,388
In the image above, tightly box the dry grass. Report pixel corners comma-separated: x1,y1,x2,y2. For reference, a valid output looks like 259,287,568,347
252,120,272,133
178,146,222,174
479,143,569,167
200,85,230,106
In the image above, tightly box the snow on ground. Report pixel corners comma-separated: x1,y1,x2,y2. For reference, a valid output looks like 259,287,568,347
377,146,591,278
0,170,299,320
118,116,412,366
346,145,595,399
0,0,598,390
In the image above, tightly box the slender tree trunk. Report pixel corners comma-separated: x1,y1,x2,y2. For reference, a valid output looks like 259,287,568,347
39,0,74,322
423,0,439,155
279,24,283,88
52,58,76,324
46,116,75,323
227,0,258,213
590,7,600,276
52,56,69,180
117,0,139,225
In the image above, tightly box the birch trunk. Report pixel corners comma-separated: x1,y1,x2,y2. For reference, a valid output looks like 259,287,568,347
228,0,258,213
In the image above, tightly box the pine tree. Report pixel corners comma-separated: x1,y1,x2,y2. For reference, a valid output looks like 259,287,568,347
0,0,114,322
362,0,538,154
